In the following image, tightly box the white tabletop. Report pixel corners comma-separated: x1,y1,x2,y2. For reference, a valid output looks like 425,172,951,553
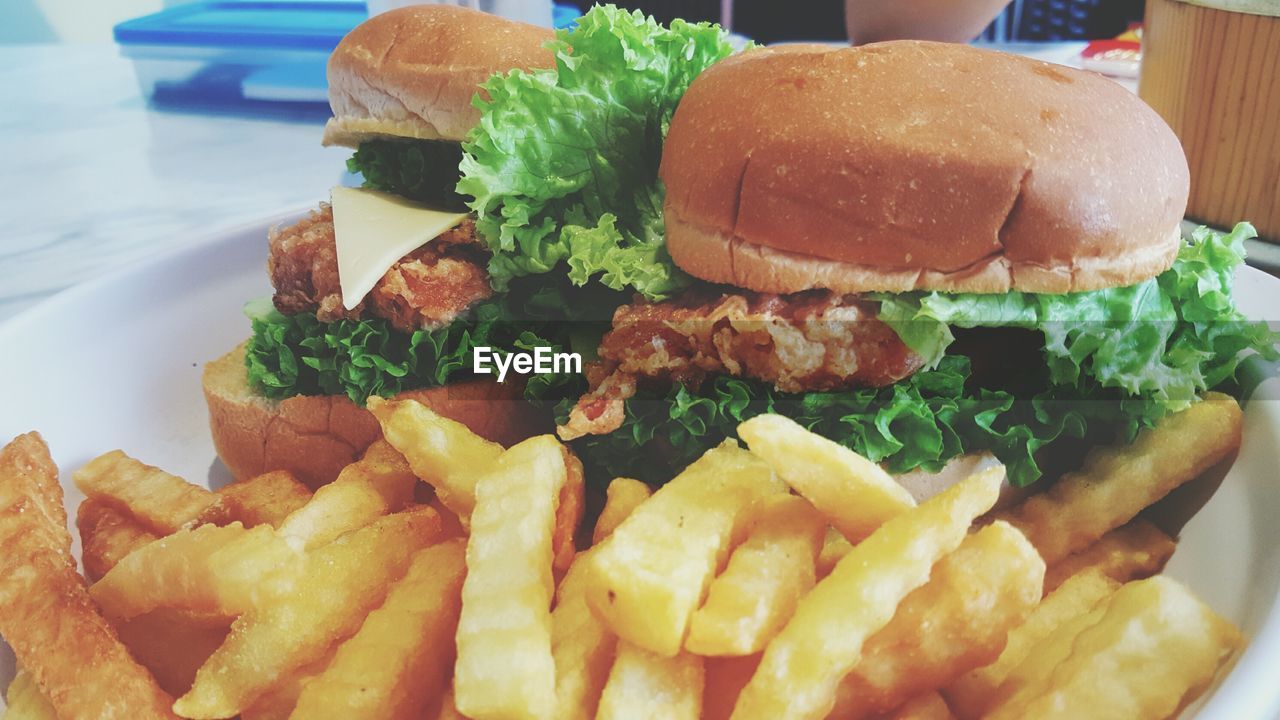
0,42,1272,325
0,44,350,322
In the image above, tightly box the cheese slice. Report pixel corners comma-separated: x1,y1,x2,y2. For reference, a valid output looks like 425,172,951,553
330,186,469,310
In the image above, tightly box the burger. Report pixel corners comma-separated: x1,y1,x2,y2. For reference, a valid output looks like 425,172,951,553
204,5,563,487
549,41,1277,488
204,6,753,487
207,6,1275,491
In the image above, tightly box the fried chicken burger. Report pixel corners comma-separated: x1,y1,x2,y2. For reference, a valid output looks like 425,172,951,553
204,6,559,486
556,42,1276,489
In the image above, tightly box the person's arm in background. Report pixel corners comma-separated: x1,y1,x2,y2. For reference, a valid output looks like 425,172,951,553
845,0,1013,44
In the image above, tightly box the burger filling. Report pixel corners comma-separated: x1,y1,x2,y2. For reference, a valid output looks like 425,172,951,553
268,205,492,332
558,288,925,440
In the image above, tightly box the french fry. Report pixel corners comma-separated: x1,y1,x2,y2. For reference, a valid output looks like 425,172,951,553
686,494,826,656
455,436,568,720
738,414,916,542
275,437,438,549
829,521,1045,719
873,692,955,720
194,471,313,528
369,398,581,571
0,433,178,719
114,609,232,697
91,522,302,619
593,477,652,545
731,466,1003,720
4,671,58,720
554,477,647,720
553,549,616,720
1043,518,1176,593
290,538,466,719
703,654,761,720
943,569,1118,720
586,442,782,657
816,527,854,579
985,576,1242,720
0,436,67,559
240,651,335,720
368,397,503,524
344,439,420,511
276,479,389,550
73,450,214,534
596,641,705,720
995,393,1241,565
553,449,586,572
428,495,467,538
982,598,1112,714
77,497,158,582
432,687,467,720
174,507,444,718
97,442,424,621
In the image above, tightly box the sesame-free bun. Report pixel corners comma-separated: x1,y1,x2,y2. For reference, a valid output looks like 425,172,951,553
203,343,545,487
660,41,1190,295
323,5,554,147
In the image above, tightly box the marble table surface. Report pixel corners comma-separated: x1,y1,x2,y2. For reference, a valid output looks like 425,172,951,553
1,42,1274,326
0,44,351,322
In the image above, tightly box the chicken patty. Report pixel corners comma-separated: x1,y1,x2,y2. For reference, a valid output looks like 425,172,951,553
601,288,922,392
268,205,492,332
557,288,925,439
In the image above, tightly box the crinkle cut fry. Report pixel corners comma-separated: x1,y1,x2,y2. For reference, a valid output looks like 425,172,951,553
73,449,214,534
77,496,159,582
830,521,1045,719
0,432,178,719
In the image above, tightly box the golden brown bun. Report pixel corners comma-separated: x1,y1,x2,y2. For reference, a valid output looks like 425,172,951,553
323,5,554,147
203,343,546,488
660,41,1189,294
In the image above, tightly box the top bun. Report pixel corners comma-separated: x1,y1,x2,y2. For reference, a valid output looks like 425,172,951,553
324,5,554,147
660,42,1190,295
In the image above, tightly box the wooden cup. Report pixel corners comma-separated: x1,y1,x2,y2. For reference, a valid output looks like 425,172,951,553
1139,0,1280,242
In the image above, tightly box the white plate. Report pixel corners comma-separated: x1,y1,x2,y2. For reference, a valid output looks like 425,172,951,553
0,211,1277,717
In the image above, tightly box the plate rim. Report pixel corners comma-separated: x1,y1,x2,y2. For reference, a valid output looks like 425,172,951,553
0,205,313,342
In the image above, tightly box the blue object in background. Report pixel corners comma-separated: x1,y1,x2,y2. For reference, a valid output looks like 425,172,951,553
553,3,580,29
114,1,364,51
114,1,581,112
115,1,364,110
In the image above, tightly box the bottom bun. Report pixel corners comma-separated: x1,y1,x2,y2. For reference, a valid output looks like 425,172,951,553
203,343,547,488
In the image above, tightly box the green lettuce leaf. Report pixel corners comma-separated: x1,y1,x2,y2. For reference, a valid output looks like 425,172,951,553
347,139,468,210
875,223,1279,409
563,356,1155,488
243,276,611,406
458,5,738,300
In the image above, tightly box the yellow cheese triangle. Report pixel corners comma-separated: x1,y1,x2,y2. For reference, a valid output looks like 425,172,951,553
330,186,469,311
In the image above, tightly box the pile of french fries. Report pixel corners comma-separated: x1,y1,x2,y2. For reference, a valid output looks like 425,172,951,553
0,391,1247,719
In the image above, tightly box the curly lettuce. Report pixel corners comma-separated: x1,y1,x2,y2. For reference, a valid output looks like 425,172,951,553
243,277,613,406
458,5,738,300
876,223,1279,410
563,356,1154,488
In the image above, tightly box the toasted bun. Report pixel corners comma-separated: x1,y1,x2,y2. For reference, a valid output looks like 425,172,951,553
204,343,546,488
661,42,1189,294
323,5,554,147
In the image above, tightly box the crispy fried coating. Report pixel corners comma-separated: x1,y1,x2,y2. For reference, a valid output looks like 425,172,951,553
598,288,923,393
268,205,492,331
